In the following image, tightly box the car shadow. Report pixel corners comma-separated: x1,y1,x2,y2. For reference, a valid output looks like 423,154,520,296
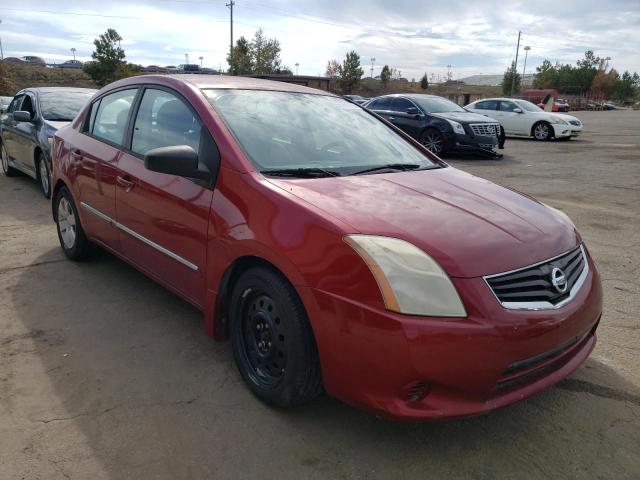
5,248,640,478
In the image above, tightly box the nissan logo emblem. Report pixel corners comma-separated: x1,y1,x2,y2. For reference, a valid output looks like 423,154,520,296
551,267,568,293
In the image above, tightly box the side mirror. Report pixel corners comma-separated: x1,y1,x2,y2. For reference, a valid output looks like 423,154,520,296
144,145,210,180
13,111,33,122
513,108,523,114
406,107,420,115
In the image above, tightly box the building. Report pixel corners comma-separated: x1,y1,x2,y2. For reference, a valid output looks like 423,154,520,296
247,74,331,92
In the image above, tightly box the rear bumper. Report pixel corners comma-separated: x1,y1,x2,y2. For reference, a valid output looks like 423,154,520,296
300,250,602,421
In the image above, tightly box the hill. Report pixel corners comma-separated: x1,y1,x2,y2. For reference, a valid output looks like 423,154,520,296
0,61,97,96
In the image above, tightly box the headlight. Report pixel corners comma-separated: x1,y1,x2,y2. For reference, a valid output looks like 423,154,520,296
446,119,466,135
549,116,568,125
542,202,575,228
344,235,467,317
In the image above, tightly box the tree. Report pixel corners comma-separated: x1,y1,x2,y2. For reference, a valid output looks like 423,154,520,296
501,61,521,95
380,65,391,89
325,59,341,78
227,36,252,75
83,29,131,87
420,73,429,90
613,70,640,100
338,51,363,94
590,68,617,97
251,28,288,74
533,59,559,88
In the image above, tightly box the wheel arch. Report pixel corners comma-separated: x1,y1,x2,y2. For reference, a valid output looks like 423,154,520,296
51,179,69,221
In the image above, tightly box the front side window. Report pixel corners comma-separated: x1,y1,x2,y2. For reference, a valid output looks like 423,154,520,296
499,101,519,112
515,100,545,112
411,96,465,113
91,89,137,145
391,98,416,113
40,90,95,122
132,89,201,155
204,89,438,174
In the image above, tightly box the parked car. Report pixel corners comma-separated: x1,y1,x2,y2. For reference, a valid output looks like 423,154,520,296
165,65,179,73
343,94,367,105
51,75,602,421
0,96,13,114
602,101,617,110
538,98,570,112
0,87,97,197
58,60,83,69
364,94,502,155
466,98,573,141
554,113,583,138
22,55,46,66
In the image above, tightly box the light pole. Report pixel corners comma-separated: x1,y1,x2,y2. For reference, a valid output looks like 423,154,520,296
71,47,76,61
522,46,530,85
199,56,203,68
295,62,299,75
370,57,375,78
185,53,189,65
510,30,521,96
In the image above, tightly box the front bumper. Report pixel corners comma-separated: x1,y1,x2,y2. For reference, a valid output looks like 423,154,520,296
300,249,602,421
448,131,500,154
552,124,572,138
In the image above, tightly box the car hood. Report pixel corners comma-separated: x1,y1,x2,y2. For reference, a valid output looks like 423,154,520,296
431,111,497,124
268,167,578,278
555,113,580,123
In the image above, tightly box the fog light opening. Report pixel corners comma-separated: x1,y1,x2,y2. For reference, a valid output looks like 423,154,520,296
404,381,431,403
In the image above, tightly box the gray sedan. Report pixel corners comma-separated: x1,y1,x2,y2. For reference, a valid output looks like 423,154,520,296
0,87,97,197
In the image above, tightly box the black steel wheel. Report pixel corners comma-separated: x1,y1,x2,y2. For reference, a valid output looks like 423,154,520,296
420,128,447,155
230,266,322,407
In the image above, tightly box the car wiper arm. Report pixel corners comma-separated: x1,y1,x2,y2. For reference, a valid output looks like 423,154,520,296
352,163,421,175
261,167,341,178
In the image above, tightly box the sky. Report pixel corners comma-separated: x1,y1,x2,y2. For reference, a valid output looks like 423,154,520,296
1,0,638,81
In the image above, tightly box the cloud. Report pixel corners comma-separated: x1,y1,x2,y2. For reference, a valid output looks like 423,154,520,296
1,0,638,79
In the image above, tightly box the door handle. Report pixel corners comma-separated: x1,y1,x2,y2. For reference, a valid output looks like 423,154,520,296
70,149,83,160
116,175,135,192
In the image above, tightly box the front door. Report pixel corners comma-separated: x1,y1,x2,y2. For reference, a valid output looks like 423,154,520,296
74,87,139,249
2,95,25,166
115,87,216,307
498,100,527,135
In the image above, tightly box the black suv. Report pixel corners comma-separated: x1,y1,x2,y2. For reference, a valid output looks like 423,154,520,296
364,94,503,156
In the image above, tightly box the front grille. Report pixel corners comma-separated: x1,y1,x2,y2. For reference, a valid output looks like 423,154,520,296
469,123,500,137
485,245,587,309
569,120,581,126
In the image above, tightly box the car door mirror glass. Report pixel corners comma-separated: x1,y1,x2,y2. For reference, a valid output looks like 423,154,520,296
144,145,209,180
13,111,32,122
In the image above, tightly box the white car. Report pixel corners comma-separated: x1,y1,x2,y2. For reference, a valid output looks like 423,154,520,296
465,98,576,141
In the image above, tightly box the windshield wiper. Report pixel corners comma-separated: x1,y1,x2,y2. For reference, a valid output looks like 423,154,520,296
261,167,341,178
352,163,422,175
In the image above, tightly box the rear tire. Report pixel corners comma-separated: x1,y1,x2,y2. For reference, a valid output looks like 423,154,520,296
55,186,92,260
532,121,552,141
36,152,51,198
230,266,323,407
419,128,447,155
1,142,17,177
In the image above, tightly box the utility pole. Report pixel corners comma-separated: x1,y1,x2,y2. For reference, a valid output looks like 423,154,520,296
199,56,203,68
71,47,76,61
446,64,453,81
510,31,521,96
226,0,235,73
370,57,375,78
185,53,189,65
522,46,530,85
295,62,299,75
1,20,5,61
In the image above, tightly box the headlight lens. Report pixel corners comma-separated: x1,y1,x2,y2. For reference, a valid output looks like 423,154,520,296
542,202,575,228
344,235,467,317
446,119,466,135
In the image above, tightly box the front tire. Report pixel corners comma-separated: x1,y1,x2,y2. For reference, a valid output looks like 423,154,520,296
230,266,323,407
532,121,553,141
1,142,17,177
55,186,92,260
37,152,51,198
419,128,447,155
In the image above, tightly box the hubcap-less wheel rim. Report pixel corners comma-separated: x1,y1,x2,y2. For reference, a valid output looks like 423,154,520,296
58,197,77,249
1,145,8,173
240,291,287,387
534,124,549,140
422,133,443,153
39,159,49,194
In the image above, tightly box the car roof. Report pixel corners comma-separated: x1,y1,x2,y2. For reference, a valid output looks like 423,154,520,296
121,74,335,96
18,87,98,95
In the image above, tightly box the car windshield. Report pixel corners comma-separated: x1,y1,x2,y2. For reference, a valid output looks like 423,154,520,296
204,89,439,175
515,100,543,112
39,90,95,121
410,96,465,113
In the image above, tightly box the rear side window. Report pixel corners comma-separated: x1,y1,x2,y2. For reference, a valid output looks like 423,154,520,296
475,100,499,111
131,88,201,155
91,89,137,145
370,97,392,110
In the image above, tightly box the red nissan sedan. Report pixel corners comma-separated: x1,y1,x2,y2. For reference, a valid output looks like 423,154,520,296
50,75,602,420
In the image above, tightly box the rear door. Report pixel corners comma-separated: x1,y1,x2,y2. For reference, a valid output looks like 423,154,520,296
73,88,139,249
114,87,218,307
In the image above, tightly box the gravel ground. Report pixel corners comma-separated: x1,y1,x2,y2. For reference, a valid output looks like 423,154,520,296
0,109,638,479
